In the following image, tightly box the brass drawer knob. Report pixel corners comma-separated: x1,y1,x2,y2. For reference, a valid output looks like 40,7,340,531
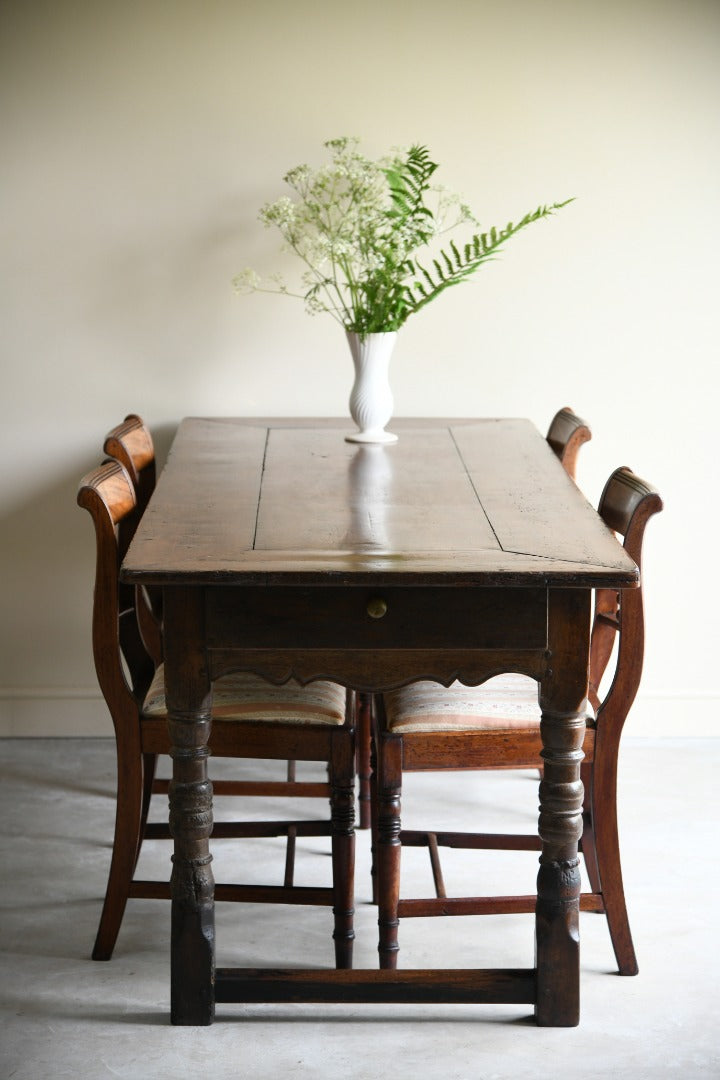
366,597,388,620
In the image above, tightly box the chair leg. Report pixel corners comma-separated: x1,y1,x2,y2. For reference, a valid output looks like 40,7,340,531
136,752,158,873
369,735,380,904
580,761,603,895
330,732,356,969
92,756,144,961
356,693,373,830
590,752,639,975
376,732,403,969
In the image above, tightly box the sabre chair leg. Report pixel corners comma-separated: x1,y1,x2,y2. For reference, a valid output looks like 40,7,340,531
592,749,638,975
93,752,144,961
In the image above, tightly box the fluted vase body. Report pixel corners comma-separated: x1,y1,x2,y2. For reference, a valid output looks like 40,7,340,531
345,331,398,444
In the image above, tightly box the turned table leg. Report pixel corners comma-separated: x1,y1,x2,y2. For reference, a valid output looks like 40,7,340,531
536,589,591,1027
163,588,215,1026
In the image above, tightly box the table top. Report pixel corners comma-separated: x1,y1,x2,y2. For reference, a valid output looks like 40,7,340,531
121,417,638,589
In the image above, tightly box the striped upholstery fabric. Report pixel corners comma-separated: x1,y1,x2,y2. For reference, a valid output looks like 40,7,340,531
385,674,543,734
386,674,594,734
143,665,347,726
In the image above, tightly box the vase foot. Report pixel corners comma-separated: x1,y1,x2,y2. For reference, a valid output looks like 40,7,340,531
345,430,398,445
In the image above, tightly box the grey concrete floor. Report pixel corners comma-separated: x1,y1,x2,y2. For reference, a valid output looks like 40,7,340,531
0,738,718,1080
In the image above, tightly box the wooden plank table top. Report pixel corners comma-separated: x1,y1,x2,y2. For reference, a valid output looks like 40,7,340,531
123,417,637,587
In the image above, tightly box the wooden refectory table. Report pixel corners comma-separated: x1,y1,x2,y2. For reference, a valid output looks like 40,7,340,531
121,417,638,1026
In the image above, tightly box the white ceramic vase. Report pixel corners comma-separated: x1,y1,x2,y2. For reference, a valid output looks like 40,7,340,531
345,330,399,444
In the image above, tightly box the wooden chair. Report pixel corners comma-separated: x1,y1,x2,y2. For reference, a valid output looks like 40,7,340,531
78,459,355,966
357,407,591,836
372,466,662,976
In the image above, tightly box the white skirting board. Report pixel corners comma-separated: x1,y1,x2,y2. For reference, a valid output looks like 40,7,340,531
0,688,716,738
0,689,113,737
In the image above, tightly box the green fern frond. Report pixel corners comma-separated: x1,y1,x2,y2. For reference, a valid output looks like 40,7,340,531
383,144,439,233
403,200,573,320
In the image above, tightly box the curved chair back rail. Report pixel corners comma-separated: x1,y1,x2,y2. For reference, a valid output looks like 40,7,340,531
103,413,156,512
545,406,592,481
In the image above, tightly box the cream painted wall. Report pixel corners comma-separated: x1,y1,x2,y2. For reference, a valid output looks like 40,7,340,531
1,0,718,736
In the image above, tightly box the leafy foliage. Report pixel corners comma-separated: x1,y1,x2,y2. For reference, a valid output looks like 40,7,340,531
235,138,572,336
404,202,573,320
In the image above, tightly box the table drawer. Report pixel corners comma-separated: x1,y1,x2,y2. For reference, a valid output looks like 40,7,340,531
204,586,548,652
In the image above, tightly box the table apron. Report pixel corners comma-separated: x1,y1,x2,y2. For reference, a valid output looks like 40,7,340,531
204,585,549,652
202,586,550,690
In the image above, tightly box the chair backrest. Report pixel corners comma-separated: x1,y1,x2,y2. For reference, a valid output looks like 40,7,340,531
77,460,154,725
103,414,163,660
546,406,592,481
589,466,663,724
103,414,156,518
